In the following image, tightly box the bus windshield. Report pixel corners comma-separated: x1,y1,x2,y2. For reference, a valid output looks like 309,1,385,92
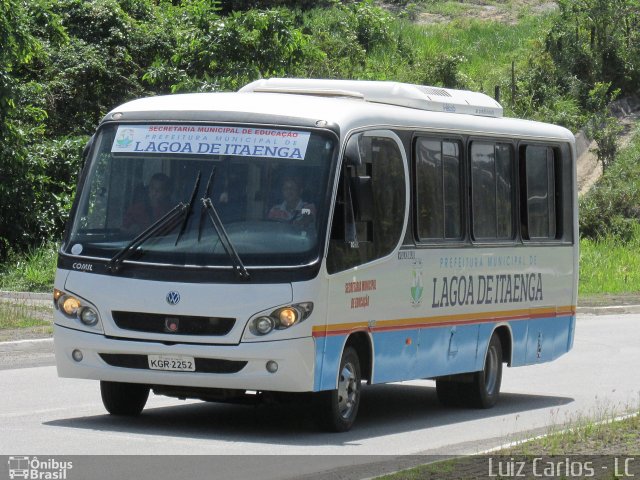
66,123,336,269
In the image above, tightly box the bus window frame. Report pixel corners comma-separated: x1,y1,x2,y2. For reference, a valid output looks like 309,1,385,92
326,128,409,275
412,133,468,246
60,119,342,282
468,136,518,246
518,141,571,245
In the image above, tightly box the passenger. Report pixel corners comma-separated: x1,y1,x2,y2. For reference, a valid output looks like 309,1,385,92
267,177,316,226
123,173,173,232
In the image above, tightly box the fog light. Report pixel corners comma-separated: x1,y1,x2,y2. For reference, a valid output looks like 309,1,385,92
266,360,278,373
255,316,275,335
79,307,99,326
72,349,83,362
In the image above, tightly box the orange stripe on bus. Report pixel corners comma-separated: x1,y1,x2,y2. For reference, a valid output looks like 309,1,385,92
311,305,576,338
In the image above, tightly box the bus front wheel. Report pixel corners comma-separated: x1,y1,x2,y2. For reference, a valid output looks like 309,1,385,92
100,381,149,416
316,346,361,432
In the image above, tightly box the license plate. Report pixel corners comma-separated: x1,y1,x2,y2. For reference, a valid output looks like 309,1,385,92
148,355,195,372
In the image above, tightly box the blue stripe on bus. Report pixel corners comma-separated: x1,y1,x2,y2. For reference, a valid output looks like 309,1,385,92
314,315,576,391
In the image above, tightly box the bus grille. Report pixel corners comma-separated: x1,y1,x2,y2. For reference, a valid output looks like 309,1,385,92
99,353,247,374
111,311,235,336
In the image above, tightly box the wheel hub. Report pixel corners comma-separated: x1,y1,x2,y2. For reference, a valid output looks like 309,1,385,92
337,362,358,419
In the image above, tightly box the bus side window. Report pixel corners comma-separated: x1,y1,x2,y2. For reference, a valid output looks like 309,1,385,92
327,134,405,274
415,138,463,241
521,145,558,240
470,141,514,241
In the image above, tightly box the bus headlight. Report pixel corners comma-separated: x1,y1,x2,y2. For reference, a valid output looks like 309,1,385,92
249,302,314,336
59,295,81,317
278,308,298,328
253,316,275,335
54,289,102,330
79,307,99,326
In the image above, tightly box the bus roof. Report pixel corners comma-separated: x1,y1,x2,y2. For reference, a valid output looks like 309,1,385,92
105,81,574,143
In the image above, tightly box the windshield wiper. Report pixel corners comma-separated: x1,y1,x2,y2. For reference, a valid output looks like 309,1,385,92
108,202,188,273
108,173,202,273
199,170,250,281
198,167,216,242
201,198,250,281
175,171,201,246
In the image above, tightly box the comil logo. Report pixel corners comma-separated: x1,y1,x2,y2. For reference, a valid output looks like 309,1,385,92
8,456,73,479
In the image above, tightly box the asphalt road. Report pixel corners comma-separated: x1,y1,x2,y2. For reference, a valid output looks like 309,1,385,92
1,314,639,480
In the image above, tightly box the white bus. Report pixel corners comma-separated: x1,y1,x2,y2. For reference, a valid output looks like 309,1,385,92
54,79,578,432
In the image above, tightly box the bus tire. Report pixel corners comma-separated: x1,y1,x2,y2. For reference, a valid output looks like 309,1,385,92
100,381,149,416
466,333,503,408
316,346,361,432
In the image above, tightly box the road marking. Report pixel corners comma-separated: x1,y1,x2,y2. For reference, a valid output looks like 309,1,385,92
1,338,53,346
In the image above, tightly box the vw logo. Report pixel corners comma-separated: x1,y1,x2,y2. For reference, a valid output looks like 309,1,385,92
166,291,181,305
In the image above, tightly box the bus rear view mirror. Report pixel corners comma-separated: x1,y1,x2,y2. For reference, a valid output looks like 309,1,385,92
350,175,373,222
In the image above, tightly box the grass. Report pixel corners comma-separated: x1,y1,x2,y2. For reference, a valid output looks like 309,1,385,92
422,15,552,80
579,125,640,297
509,399,640,456
376,409,640,479
0,301,52,330
363,6,555,99
0,243,58,293
580,232,640,296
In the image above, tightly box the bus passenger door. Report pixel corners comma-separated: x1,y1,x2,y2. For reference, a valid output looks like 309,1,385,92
324,130,413,387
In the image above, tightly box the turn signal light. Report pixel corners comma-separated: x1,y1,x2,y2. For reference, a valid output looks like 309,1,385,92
53,288,64,305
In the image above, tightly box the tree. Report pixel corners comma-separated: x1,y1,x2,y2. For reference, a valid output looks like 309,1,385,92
0,0,40,259
585,82,623,174
549,0,640,104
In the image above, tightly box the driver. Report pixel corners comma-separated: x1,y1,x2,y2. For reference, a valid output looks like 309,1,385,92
123,173,173,232
267,176,316,226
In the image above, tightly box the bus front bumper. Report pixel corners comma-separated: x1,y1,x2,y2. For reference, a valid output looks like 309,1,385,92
54,325,316,392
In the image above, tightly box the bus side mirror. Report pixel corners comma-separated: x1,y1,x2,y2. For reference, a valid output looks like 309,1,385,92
350,175,373,222
344,134,362,166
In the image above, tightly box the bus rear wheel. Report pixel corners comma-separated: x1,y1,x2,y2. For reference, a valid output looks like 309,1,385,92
316,346,361,432
467,333,503,408
435,333,503,409
100,381,149,416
